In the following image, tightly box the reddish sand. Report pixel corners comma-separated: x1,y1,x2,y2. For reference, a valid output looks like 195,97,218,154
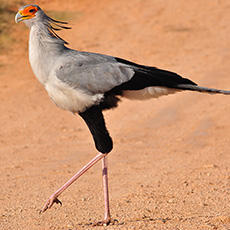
1,0,230,229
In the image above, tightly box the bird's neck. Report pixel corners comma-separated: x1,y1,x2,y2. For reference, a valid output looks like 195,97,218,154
28,23,66,86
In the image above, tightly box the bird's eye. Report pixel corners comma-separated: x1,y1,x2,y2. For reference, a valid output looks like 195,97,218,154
29,9,35,13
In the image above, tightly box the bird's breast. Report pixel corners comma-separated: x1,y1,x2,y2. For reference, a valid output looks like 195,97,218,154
45,78,104,113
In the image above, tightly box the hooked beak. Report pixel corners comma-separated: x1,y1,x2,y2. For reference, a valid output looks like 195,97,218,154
15,11,33,23
15,12,23,23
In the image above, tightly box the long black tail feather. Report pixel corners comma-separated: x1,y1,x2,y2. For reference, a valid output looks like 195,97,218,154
175,84,230,95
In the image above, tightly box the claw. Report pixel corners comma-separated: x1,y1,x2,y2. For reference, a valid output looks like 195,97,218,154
39,196,62,214
91,217,118,226
54,197,62,206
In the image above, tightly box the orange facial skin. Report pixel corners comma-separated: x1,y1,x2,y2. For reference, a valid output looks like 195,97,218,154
19,5,39,20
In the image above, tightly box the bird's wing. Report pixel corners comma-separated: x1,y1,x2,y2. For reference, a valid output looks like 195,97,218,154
55,51,135,94
56,51,198,95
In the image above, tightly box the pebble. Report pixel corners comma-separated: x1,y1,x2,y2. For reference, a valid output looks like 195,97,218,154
167,198,175,203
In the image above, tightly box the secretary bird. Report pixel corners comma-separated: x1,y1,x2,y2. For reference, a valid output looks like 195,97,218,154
15,4,230,226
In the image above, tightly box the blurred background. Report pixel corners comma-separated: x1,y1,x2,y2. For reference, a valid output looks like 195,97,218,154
1,0,230,229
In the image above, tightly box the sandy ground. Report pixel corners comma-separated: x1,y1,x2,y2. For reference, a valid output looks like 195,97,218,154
1,0,230,229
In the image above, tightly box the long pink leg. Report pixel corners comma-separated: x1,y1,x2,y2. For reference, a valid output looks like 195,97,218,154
92,155,117,226
102,155,110,220
40,152,106,213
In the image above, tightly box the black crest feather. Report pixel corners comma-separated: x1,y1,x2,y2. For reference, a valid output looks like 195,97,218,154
45,16,71,45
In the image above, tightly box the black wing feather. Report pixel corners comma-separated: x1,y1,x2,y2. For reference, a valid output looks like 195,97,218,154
112,57,197,93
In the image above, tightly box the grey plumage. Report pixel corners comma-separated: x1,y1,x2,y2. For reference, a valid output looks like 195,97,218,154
56,51,134,94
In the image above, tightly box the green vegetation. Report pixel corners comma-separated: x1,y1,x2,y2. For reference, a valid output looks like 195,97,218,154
0,1,16,51
164,25,193,33
0,0,26,52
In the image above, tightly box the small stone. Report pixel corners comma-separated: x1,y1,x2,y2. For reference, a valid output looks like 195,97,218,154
167,198,175,203
67,223,73,229
203,164,218,169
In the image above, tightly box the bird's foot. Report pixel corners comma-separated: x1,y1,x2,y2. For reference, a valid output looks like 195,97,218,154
91,217,118,226
39,195,62,213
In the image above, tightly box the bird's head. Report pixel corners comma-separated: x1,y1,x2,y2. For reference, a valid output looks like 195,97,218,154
15,5,71,44
15,5,44,27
